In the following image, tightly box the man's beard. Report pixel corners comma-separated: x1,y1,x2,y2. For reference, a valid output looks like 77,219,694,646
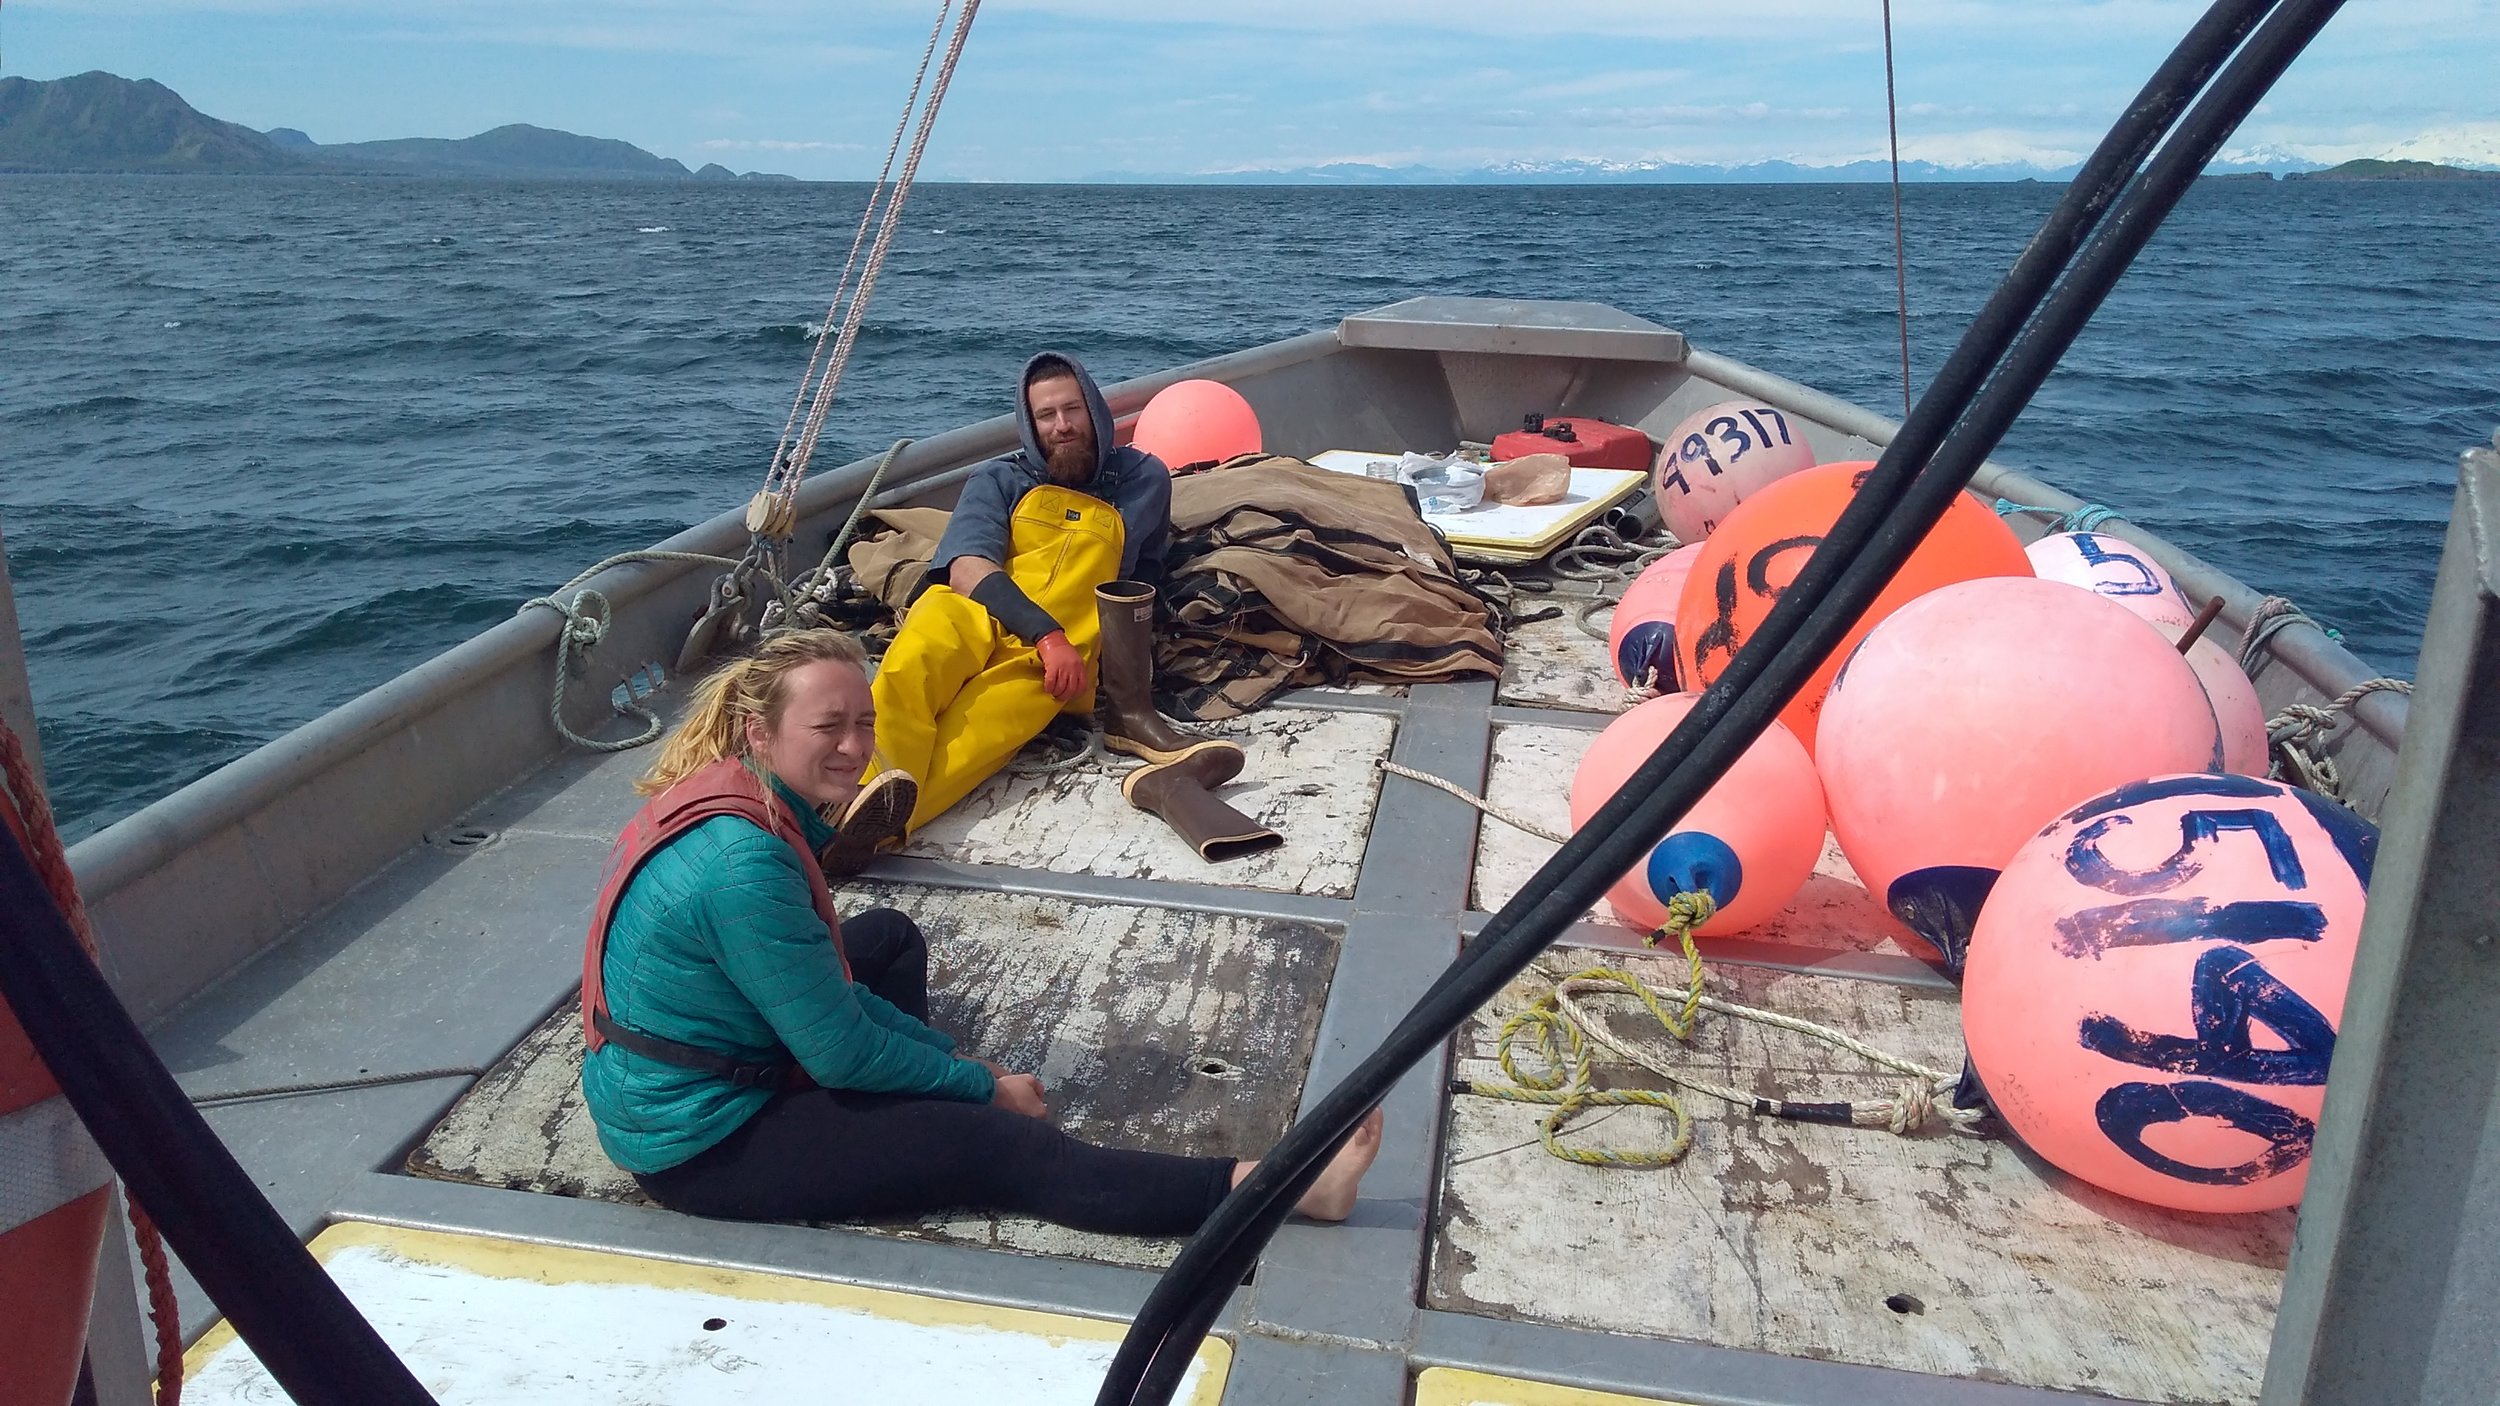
1045,432,1097,485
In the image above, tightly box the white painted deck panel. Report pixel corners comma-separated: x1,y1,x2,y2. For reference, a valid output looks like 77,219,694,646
1432,949,2290,1405
902,708,1395,897
1472,723,1921,957
186,1226,1227,1404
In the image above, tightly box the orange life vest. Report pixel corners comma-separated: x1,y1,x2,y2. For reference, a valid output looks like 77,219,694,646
579,757,851,1077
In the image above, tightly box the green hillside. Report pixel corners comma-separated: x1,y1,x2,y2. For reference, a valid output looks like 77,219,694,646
0,71,291,172
2288,158,2500,182
0,72,791,179
304,124,694,177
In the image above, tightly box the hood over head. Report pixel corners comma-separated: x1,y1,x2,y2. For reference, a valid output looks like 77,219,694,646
1015,351,1116,485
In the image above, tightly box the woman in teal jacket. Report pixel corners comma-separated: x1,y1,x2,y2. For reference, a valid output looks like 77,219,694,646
581,628,1379,1234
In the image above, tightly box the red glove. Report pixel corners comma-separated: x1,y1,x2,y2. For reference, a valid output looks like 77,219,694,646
1035,630,1088,702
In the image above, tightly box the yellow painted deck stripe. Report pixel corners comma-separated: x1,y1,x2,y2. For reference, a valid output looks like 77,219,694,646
186,1219,1230,1402
1415,1365,1695,1406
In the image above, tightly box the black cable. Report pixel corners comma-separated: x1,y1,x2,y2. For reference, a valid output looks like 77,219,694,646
0,830,440,1406
1097,0,2343,1396
1102,2,2281,1389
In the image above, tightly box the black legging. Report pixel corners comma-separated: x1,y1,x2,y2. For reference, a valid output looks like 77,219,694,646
635,908,1237,1237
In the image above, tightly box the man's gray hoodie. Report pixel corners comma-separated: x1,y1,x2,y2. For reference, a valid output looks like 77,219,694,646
926,353,1173,614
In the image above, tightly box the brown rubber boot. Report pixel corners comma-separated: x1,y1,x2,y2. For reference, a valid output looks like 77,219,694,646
1121,743,1282,862
1096,579,1220,763
815,770,917,878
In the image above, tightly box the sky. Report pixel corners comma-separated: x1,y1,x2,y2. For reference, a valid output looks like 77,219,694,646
7,0,2499,177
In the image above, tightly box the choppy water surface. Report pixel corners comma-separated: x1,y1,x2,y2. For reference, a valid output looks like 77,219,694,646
4,176,2493,839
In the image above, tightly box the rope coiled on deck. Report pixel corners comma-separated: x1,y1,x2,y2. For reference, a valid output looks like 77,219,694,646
1460,901,1984,1169
1384,757,1983,1165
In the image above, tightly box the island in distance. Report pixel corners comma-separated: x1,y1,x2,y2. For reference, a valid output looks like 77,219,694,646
0,71,798,180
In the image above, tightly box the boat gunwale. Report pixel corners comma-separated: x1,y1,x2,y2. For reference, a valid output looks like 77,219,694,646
66,328,1339,1021
60,302,2401,1026
1683,345,2409,760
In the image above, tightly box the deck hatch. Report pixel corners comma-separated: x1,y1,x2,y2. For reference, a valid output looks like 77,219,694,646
1430,947,2291,1404
1340,297,1689,364
408,883,1341,1272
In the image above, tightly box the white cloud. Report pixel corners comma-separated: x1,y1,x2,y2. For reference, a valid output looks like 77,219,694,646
700,138,865,152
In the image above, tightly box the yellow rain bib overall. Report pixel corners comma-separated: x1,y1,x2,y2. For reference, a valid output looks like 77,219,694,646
872,483,1126,830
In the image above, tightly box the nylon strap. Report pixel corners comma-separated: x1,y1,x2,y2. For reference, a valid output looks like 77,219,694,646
0,1095,112,1236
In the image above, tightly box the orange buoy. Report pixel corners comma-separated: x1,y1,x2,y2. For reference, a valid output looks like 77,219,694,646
1569,692,1827,935
1,779,110,1406
1814,576,2225,968
1963,773,2376,1211
1131,379,1261,471
1673,460,2032,755
1608,542,1705,693
1654,400,1817,542
2158,620,2271,776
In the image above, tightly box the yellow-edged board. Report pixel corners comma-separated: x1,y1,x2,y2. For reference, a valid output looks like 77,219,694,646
1415,1365,1696,1405
1310,450,1645,564
184,1221,1231,1404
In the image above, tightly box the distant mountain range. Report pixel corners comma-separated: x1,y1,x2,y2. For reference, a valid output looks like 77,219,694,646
0,71,794,180
8,69,2496,186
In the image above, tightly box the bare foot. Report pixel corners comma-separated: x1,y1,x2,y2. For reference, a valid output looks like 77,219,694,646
1226,1109,1384,1222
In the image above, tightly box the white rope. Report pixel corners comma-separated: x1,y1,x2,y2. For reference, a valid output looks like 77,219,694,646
517,549,750,751
672,0,981,677
1545,969,1984,1136
1008,726,1109,776
765,436,913,636
1378,759,1569,844
774,0,982,511
2266,676,2414,801
1400,759,1984,1141
761,1,954,506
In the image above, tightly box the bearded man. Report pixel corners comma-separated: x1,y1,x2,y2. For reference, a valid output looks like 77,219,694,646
824,352,1237,870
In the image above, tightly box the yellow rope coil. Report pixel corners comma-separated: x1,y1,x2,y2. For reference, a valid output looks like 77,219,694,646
1465,894,1716,1168
1461,891,1983,1168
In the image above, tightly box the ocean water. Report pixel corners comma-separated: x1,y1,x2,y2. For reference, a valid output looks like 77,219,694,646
3,176,2494,841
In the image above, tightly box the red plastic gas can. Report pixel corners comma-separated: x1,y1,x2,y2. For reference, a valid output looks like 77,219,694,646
1490,414,1654,472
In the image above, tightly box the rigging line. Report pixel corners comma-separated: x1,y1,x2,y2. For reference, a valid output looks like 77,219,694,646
765,0,954,497
780,0,981,498
1882,0,1914,417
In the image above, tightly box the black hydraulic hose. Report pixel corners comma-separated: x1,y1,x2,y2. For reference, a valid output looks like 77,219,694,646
1097,0,2346,1397
0,830,440,1406
1098,0,2282,1389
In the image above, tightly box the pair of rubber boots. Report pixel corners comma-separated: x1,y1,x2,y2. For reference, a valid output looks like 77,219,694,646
1097,580,1282,862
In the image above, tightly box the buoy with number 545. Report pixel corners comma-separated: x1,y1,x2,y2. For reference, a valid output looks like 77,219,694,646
1962,773,2377,1213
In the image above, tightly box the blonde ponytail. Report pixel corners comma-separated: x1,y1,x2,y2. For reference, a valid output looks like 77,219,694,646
636,629,870,795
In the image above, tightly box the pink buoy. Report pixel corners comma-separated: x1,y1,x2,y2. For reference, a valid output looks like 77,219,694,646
1570,692,1827,935
1608,542,1706,692
1653,400,1817,542
2156,621,2270,777
1131,379,1261,471
2025,531,2198,629
1963,773,2377,1212
1815,577,2223,968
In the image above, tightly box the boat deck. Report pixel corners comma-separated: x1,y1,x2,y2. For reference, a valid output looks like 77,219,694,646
154,601,2291,1406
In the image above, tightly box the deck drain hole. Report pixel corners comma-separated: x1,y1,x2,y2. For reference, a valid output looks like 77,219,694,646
702,1318,728,1332
428,826,497,850
1885,1294,1925,1316
1194,1057,1242,1080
